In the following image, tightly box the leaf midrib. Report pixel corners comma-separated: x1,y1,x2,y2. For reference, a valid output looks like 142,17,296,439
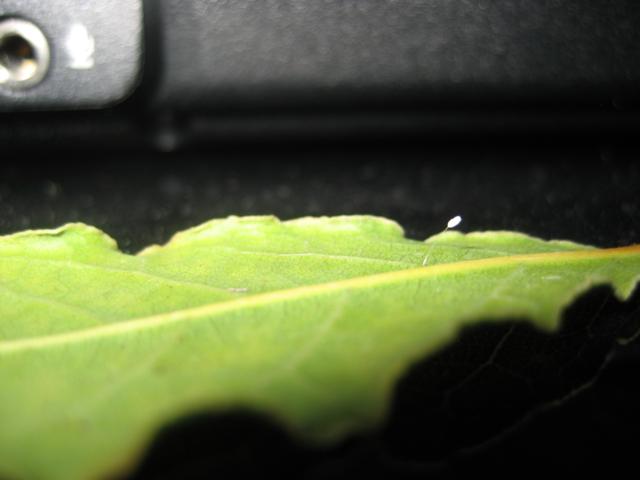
1,245,638,356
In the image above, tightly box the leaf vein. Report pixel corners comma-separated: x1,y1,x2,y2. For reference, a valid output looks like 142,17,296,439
0,245,637,355
0,256,236,296
0,282,107,325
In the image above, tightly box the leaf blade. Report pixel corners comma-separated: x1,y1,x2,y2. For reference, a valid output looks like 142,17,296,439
0,216,638,480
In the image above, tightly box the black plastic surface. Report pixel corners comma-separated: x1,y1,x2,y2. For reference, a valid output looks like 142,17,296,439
149,0,640,110
3,0,640,114
1,1,640,145
0,0,143,111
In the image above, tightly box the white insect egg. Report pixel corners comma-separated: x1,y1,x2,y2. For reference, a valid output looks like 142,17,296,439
422,215,463,266
447,215,462,229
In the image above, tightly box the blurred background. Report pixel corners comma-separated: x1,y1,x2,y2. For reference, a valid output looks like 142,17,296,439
1,1,639,478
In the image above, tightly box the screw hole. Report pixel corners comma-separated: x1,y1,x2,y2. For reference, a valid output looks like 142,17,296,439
0,19,50,89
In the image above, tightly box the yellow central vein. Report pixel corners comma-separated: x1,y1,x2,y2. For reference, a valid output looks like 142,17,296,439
1,245,638,355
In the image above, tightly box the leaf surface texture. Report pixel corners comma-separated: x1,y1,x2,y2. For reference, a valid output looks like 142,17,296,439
0,216,639,480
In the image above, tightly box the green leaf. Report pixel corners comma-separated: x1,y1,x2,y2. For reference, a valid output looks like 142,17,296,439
0,216,638,480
